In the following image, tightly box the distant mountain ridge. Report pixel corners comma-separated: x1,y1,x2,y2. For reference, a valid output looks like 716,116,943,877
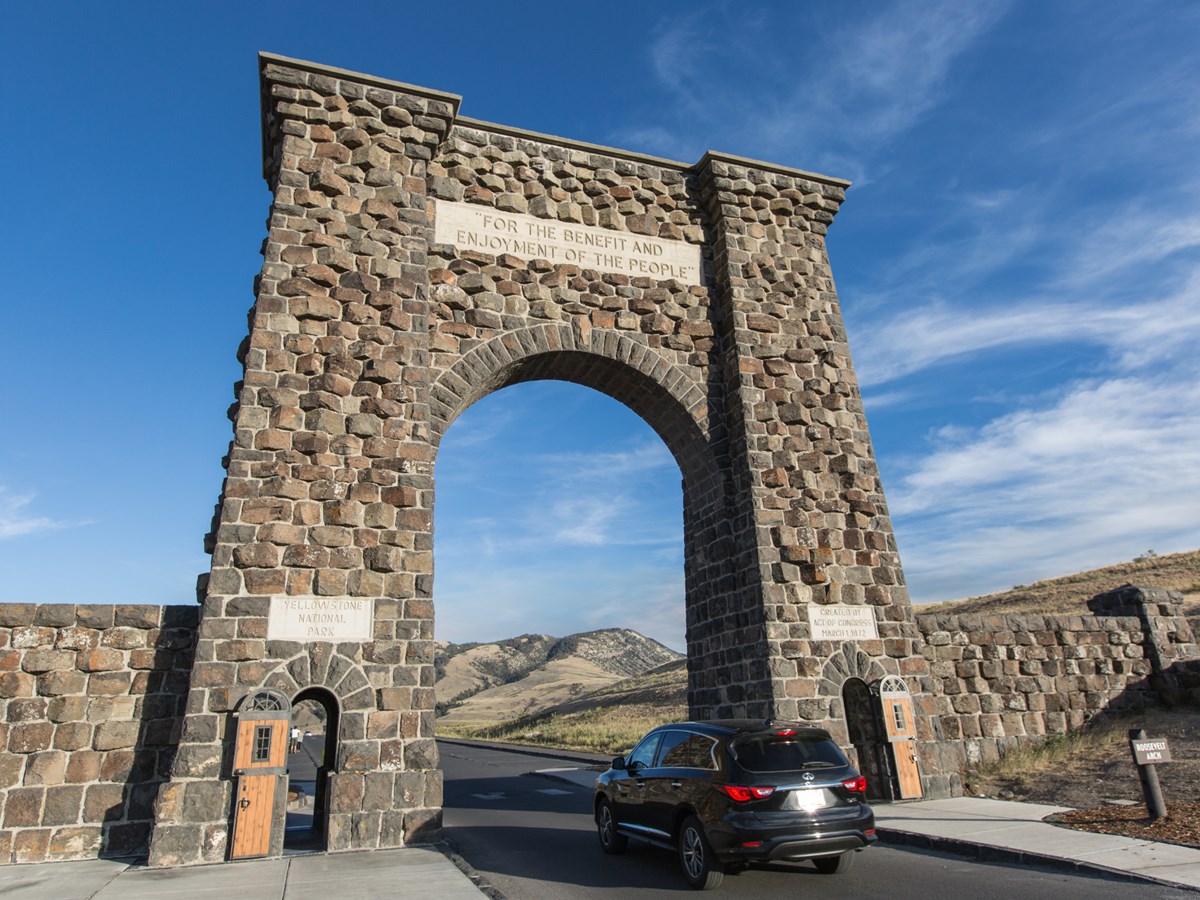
435,628,681,722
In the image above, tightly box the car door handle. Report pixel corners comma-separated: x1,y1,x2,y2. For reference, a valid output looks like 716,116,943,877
670,781,682,789
635,779,646,787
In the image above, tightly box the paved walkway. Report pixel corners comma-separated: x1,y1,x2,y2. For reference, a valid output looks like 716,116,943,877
875,796,1200,891
0,844,484,900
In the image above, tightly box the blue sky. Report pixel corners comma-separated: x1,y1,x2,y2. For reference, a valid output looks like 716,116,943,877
3,2,1197,651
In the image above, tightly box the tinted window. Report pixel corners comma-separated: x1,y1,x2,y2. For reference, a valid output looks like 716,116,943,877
731,736,847,773
626,733,663,770
660,732,717,770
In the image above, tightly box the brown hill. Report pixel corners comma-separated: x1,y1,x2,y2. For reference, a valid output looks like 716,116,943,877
434,628,681,725
437,658,689,754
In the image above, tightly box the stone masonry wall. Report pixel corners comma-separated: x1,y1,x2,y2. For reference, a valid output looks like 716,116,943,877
0,604,196,864
913,586,1198,780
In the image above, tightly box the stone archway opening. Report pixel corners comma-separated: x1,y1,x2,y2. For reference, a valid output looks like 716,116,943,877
429,340,737,722
431,378,688,740
842,677,888,801
284,687,340,852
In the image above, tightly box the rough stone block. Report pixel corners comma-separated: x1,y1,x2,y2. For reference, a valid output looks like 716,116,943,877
9,722,54,754
93,721,140,752
41,784,84,825
23,649,77,674
12,827,50,863
3,787,45,827
65,750,101,784
78,649,124,673
24,751,68,786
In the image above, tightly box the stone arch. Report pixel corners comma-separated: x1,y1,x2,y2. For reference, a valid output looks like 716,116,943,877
429,323,721,487
818,643,887,698
428,323,738,717
149,55,938,868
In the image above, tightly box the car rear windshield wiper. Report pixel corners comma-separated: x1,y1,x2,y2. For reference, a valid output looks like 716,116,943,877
799,761,837,768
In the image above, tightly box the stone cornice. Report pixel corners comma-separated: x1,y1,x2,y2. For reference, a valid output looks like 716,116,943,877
256,53,850,191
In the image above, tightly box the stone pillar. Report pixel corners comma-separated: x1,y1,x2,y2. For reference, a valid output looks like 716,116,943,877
1088,584,1200,700
148,55,458,867
696,154,950,794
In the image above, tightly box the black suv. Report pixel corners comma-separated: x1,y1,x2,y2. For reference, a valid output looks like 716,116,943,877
594,720,875,890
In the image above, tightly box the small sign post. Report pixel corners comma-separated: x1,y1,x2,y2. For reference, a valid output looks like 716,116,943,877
1128,729,1170,820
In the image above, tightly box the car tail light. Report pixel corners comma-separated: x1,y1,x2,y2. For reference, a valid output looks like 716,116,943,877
842,776,867,793
739,840,763,848
775,728,797,736
718,784,776,802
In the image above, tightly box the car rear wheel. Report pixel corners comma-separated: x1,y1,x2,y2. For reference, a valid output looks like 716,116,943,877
596,799,627,854
678,816,723,890
813,850,855,874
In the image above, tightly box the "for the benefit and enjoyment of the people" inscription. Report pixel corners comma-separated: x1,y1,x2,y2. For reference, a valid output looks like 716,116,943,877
433,200,702,285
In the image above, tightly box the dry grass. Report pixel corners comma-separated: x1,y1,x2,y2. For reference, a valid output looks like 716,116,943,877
968,719,1129,783
438,706,679,755
436,658,689,755
965,706,1200,810
920,548,1200,616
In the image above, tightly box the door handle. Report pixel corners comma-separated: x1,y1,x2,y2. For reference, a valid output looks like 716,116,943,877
239,797,250,810
635,780,646,787
670,781,682,789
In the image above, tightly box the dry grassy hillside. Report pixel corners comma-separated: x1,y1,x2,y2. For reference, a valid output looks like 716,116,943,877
918,549,1200,623
437,657,620,725
438,659,688,754
435,628,681,723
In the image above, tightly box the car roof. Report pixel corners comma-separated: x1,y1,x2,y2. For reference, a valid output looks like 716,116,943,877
650,720,833,740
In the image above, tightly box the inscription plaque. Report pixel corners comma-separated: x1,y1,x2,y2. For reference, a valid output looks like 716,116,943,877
266,596,373,642
433,200,702,285
810,605,880,641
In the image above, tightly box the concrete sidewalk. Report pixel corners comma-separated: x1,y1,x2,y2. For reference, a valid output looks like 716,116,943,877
0,844,485,900
875,796,1200,891
536,766,1200,892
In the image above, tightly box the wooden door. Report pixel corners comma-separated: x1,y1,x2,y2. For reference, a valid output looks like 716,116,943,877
229,690,291,860
880,679,923,799
231,774,275,859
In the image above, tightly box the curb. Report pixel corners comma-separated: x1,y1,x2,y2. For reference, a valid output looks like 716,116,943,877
876,828,1200,893
437,840,507,900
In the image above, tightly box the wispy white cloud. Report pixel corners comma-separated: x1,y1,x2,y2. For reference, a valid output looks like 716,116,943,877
851,200,1200,386
625,0,1010,168
0,488,73,539
895,371,1200,601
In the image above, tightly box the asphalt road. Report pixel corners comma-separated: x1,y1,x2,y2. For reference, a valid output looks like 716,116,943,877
439,740,1194,900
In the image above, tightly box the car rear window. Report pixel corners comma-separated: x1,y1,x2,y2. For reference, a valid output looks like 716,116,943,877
730,736,847,773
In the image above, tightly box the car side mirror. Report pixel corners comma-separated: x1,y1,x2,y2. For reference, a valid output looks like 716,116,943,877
611,755,627,771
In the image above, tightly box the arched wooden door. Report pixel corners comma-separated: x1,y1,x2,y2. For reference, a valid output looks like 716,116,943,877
878,675,923,799
230,689,291,859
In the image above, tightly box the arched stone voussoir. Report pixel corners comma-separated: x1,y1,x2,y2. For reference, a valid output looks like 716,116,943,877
429,324,719,485
818,643,885,695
